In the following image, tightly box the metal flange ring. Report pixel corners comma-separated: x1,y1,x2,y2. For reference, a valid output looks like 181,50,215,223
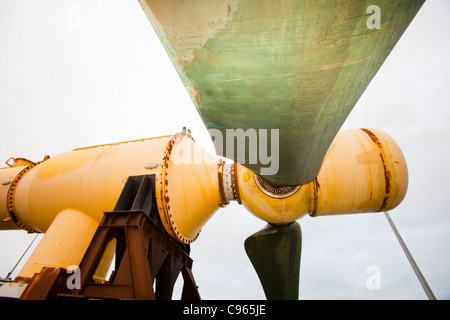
6,156,50,233
7,163,39,233
254,174,301,199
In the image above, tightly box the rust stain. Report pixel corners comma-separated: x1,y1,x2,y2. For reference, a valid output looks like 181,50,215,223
185,84,201,105
311,177,320,217
321,56,371,71
360,129,391,212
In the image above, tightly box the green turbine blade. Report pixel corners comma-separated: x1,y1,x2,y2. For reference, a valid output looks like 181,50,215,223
139,0,424,185
245,222,302,300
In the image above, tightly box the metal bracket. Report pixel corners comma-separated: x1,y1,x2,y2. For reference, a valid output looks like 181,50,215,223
59,174,200,300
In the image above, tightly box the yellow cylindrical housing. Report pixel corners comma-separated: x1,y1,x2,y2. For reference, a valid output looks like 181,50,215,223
1,130,223,245
312,128,408,216
0,130,226,278
17,208,98,278
11,136,171,233
156,131,223,243
236,128,408,224
1,127,408,278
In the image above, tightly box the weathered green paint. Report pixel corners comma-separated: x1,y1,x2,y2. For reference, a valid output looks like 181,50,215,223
245,222,302,300
139,0,424,185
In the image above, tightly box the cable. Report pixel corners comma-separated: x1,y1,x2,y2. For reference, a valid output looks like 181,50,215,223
384,211,436,300
3,233,40,281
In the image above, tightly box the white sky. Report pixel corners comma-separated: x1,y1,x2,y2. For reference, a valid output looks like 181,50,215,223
0,0,449,300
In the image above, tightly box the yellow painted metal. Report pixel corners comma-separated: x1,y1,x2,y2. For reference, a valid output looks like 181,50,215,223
1,127,408,279
0,165,26,230
4,158,34,168
0,131,223,278
236,129,408,224
17,208,98,278
236,165,311,224
1,127,408,236
92,238,116,283
1,156,51,233
1,130,222,254
11,136,171,233
156,131,223,243
312,128,408,216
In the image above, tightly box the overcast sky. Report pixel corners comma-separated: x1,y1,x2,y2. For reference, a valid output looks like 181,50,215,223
0,0,449,300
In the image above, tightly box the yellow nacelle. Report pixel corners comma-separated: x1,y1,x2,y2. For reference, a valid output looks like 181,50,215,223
236,128,408,224
0,130,223,278
0,128,408,280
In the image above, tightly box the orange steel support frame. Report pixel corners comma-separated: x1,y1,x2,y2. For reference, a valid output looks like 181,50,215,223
62,211,200,300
